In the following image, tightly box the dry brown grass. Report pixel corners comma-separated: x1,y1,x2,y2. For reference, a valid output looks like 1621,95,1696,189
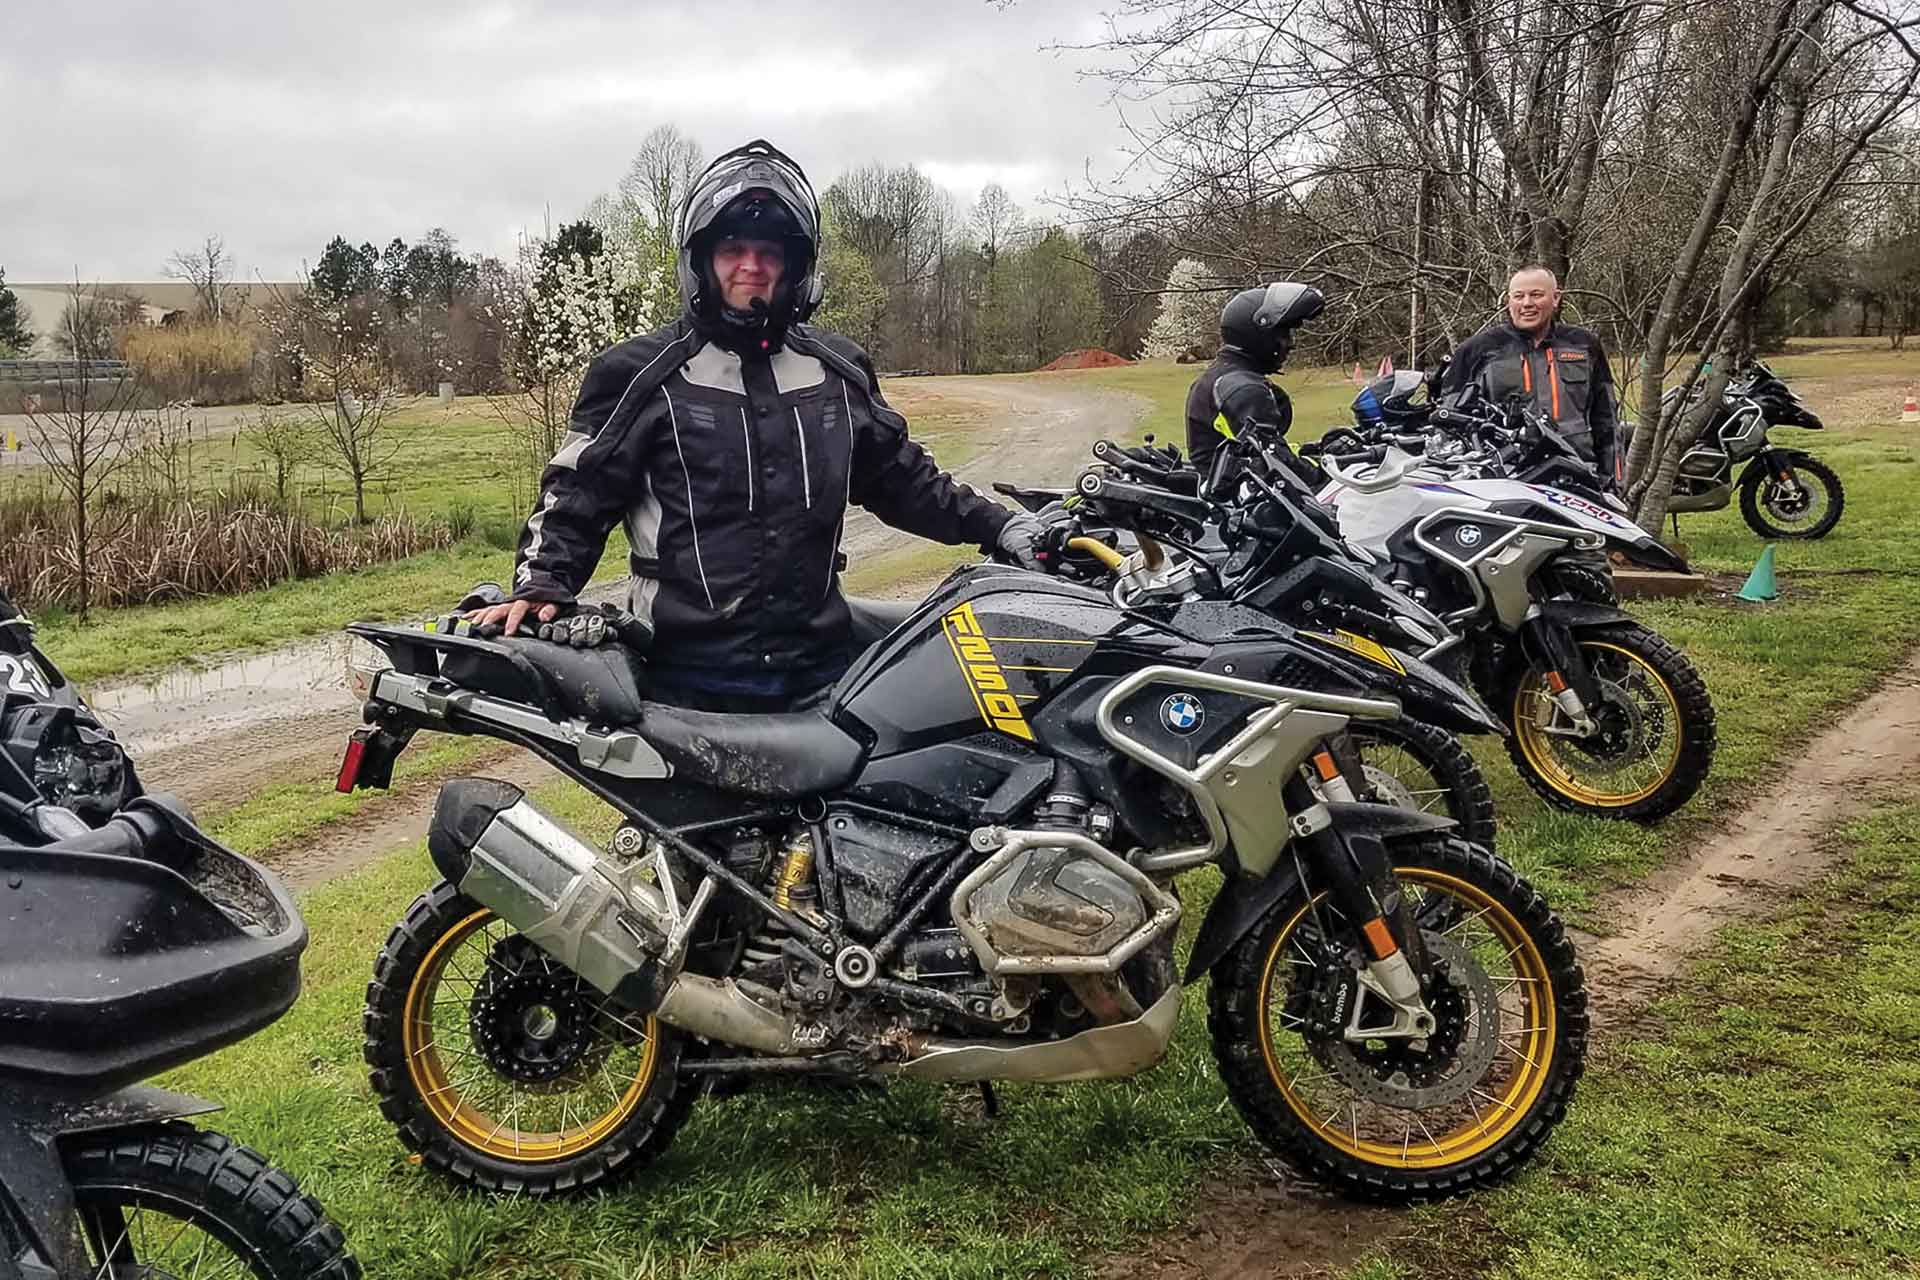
0,487,455,611
121,320,262,404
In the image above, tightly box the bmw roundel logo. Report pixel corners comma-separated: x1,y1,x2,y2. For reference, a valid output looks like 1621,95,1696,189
1161,693,1205,735
1454,523,1484,548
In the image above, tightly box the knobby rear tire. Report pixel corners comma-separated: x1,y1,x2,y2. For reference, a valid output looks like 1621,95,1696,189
363,881,694,1197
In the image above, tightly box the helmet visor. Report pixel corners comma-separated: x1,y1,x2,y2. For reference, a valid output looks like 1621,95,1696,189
1253,282,1324,330
681,141,819,248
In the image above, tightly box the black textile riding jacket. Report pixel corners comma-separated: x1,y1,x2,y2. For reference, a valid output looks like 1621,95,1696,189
1184,349,1319,492
1440,319,1621,484
509,314,1012,684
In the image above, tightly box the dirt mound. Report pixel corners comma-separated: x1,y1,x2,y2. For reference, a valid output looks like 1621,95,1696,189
1039,348,1132,371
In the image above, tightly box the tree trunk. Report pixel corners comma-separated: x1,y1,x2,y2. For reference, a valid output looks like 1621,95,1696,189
1625,0,1804,514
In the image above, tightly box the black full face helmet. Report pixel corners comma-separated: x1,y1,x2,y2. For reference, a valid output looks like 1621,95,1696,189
678,139,824,344
1221,282,1325,372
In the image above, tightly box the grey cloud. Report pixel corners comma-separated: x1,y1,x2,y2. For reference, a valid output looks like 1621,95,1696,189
4,0,1129,281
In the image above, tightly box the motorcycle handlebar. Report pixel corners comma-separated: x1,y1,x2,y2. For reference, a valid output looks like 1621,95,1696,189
1075,471,1214,528
40,796,196,860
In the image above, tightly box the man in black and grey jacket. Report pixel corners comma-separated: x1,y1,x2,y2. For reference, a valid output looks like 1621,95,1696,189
1440,265,1623,491
467,140,1041,711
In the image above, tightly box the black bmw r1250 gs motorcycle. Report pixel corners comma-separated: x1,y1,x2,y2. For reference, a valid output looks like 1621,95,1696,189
0,597,359,1280
341,565,1587,1203
1637,360,1842,541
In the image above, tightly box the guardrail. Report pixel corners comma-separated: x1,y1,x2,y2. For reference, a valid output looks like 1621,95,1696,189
0,360,134,383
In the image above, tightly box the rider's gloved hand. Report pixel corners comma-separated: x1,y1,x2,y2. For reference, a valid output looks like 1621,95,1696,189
539,609,609,648
994,512,1047,571
532,604,656,652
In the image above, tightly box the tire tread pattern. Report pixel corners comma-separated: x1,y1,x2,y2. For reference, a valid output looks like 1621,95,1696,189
66,1122,361,1278
1503,620,1716,823
1739,455,1844,541
362,880,695,1197
1207,836,1588,1204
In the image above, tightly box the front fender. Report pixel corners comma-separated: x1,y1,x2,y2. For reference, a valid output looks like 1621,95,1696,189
0,1084,219,1274
1537,598,1633,629
1183,803,1457,982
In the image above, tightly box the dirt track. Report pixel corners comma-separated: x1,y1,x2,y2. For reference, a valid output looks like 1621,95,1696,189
90,374,1145,881
1099,647,1920,1279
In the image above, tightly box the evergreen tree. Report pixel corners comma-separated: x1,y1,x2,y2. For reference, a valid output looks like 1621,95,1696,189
0,268,33,356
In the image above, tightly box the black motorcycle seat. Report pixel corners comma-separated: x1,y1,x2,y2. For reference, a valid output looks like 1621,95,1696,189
846,595,917,648
443,637,649,725
633,702,866,798
439,636,864,796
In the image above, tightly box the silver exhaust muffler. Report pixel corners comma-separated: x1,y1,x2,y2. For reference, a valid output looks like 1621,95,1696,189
427,778,798,1054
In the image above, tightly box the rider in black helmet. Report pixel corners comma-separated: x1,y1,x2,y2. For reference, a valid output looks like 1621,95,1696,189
1184,282,1325,493
466,140,1044,711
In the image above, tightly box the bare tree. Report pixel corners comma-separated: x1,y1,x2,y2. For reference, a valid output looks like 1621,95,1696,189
243,407,310,503
264,283,401,524
164,234,242,322
619,124,706,239
1625,0,1920,532
19,282,143,615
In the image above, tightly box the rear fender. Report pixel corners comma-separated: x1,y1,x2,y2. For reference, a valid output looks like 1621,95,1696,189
1183,803,1457,982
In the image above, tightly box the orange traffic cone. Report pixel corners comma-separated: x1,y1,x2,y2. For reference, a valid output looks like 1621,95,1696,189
1902,387,1919,423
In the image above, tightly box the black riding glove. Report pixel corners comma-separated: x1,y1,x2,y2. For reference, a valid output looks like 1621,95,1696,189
535,603,656,653
994,512,1047,571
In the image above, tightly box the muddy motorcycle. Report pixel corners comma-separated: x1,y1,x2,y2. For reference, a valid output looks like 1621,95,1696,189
1636,360,1842,541
1311,417,1717,822
1025,440,1500,850
0,592,140,845
341,566,1586,1202
0,605,358,1279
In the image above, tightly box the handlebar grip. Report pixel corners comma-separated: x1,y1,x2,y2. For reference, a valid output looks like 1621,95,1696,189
43,796,194,859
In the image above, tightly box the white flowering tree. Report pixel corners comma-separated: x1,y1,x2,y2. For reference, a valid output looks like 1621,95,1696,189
1143,258,1221,362
489,220,662,501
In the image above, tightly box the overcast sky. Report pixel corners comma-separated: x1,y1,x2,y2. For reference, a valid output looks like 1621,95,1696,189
4,0,1139,283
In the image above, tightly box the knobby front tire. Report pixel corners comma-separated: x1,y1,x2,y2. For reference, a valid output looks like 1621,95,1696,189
1505,622,1715,822
1208,836,1587,1203
66,1123,360,1279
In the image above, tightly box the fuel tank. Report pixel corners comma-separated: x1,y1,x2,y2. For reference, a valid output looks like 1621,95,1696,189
833,566,1124,758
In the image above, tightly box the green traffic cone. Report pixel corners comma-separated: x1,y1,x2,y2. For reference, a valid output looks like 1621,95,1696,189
1736,544,1779,602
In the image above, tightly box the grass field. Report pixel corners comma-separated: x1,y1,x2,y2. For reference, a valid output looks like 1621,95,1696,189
128,343,1920,1277
1382,802,1920,1280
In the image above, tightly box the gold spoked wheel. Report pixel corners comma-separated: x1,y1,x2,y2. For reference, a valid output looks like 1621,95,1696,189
366,883,691,1194
1258,869,1554,1170
402,907,658,1162
1506,623,1716,823
1209,838,1586,1200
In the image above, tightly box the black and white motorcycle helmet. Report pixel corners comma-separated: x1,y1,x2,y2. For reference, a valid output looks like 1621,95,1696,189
1221,282,1324,371
677,139,825,338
